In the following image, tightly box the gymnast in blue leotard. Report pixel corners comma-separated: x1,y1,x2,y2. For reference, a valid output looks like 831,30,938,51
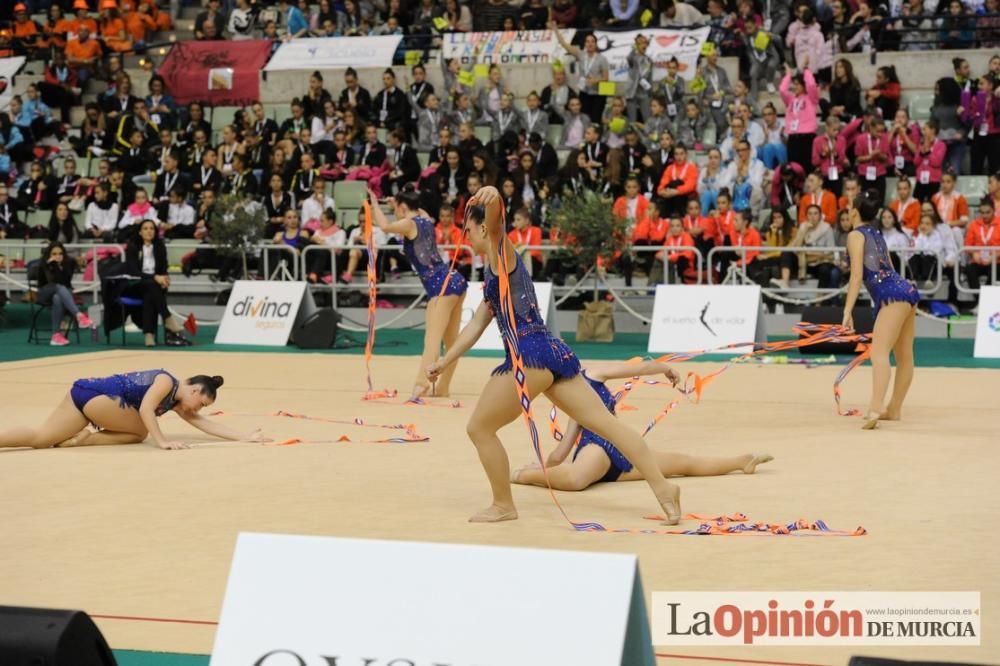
0,371,269,450
369,188,468,399
510,361,773,491
843,190,920,429
426,185,684,525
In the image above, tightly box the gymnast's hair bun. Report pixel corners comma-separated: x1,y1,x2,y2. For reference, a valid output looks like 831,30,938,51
211,375,224,389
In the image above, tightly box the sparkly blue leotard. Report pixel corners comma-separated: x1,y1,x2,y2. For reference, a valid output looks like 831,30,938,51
853,225,920,317
402,216,468,298
571,373,634,483
70,369,180,419
483,252,581,379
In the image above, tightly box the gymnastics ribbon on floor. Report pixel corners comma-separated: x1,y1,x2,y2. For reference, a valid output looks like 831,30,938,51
207,410,428,444
635,513,867,537
547,322,873,442
361,200,397,402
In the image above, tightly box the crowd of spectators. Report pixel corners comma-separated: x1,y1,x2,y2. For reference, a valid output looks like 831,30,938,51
0,0,999,320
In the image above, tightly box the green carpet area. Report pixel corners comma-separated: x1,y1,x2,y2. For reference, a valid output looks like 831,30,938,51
114,650,208,666
1,303,997,368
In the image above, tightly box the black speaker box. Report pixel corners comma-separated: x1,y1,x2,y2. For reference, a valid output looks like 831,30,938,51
798,306,874,355
0,606,116,666
291,308,341,349
849,658,987,666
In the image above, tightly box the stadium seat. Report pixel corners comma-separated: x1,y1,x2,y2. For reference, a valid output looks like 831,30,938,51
25,210,50,231
474,125,491,145
884,177,898,205
211,106,242,131
702,125,717,147
417,152,430,168
334,180,368,230
908,93,934,122
376,128,388,143
545,124,562,147
270,104,293,126
956,175,989,202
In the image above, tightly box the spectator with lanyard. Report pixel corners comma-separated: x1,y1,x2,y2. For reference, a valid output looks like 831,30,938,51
779,64,820,174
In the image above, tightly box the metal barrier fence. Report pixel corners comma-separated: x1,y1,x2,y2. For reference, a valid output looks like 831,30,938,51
0,242,126,303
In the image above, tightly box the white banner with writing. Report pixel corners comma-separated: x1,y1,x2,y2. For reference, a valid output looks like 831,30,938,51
442,29,575,66
0,56,27,111
648,284,764,355
265,35,403,71
214,280,309,346
973,285,1000,358
211,533,654,666
595,27,710,82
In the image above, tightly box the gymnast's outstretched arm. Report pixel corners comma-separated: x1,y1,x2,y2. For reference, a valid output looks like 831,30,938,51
586,360,679,386
178,411,271,443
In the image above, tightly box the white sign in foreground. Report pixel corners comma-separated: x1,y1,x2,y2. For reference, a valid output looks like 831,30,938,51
648,285,765,355
211,533,655,666
973,285,1000,358
265,35,403,71
652,591,980,646
461,281,556,351
215,280,314,346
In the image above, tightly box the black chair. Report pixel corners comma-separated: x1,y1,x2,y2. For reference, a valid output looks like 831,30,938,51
26,260,81,345
100,273,159,347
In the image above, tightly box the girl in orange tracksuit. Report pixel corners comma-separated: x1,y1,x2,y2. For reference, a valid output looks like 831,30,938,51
99,3,133,53
658,218,696,284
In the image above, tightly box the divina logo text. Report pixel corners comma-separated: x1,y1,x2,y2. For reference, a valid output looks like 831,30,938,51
232,296,295,318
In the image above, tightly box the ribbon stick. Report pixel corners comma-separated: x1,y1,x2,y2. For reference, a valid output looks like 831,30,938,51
361,200,395,401
207,410,429,444
631,513,866,537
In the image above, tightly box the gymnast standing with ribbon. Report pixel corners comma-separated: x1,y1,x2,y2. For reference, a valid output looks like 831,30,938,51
842,191,920,429
426,186,683,524
511,361,773,491
368,189,468,399
0,370,269,450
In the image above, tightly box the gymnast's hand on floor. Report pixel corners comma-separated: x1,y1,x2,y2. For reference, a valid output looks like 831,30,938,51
247,428,272,443
158,440,189,450
663,366,680,387
841,312,854,332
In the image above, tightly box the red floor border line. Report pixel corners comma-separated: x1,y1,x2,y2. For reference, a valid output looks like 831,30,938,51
655,653,829,666
91,615,833,666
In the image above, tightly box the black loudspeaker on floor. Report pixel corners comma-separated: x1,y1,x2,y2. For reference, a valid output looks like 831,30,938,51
799,306,875,355
0,606,117,666
291,307,342,349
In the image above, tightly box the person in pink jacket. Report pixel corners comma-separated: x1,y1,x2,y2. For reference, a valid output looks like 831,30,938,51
779,64,820,173
913,119,948,202
785,6,828,75
886,108,921,179
811,114,849,196
853,115,890,202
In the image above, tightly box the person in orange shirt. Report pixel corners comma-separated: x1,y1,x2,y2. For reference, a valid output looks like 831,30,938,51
507,207,543,277
65,24,103,84
888,177,921,233
715,210,762,281
612,175,650,232
99,2,133,53
11,4,42,56
656,143,699,218
633,199,670,278
837,175,861,213
964,198,1000,292
434,204,472,280
122,0,156,47
657,218,696,284
66,0,99,41
681,198,716,265
40,4,69,50
712,189,737,247
931,172,970,247
798,172,837,225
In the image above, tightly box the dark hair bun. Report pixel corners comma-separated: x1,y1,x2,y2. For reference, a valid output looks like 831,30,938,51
211,375,224,389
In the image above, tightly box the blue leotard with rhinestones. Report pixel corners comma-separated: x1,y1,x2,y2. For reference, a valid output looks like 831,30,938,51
852,225,919,317
483,252,581,380
70,369,180,417
402,216,468,298
570,372,633,482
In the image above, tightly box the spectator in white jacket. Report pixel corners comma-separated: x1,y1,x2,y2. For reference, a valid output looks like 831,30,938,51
785,6,830,74
660,0,707,26
909,214,945,286
300,179,335,233
84,183,120,242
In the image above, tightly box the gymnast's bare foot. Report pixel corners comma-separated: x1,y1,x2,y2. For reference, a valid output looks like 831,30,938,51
742,453,774,474
883,407,901,421
511,462,542,483
469,503,518,522
656,482,682,525
409,381,431,401
55,429,90,448
862,411,881,430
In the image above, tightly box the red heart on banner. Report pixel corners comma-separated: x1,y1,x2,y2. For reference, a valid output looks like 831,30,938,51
655,35,679,47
